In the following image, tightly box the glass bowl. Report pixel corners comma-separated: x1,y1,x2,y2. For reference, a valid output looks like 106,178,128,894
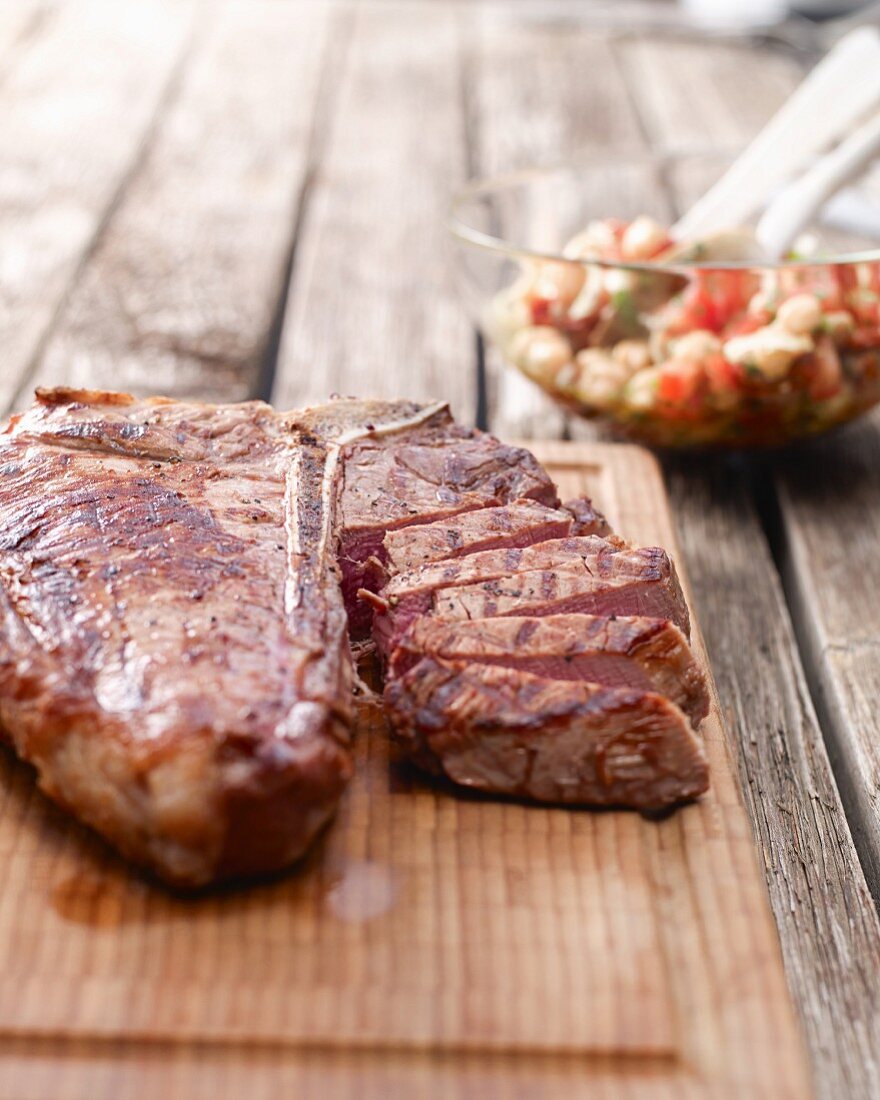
449,159,880,448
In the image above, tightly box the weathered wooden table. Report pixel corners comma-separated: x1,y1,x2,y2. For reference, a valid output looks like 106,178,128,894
2,1,880,1096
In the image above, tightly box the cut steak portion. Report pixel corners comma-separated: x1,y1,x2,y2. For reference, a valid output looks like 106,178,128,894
371,541,689,657
381,497,610,577
330,405,558,635
0,387,709,885
384,658,709,810
389,614,709,726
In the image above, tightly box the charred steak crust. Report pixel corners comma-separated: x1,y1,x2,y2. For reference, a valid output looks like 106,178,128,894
0,388,709,883
384,658,709,810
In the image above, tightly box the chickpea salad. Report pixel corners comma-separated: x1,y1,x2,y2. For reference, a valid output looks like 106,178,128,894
487,216,880,446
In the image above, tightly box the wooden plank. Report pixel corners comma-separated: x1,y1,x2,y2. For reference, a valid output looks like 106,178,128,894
616,36,801,155
463,11,658,439
616,39,880,1100
271,1,475,421
0,442,811,1098
772,417,880,889
468,19,880,1096
26,0,332,407
0,0,194,413
666,456,880,1100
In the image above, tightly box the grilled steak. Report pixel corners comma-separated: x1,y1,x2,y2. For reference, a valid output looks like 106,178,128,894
371,541,689,657
1,388,527,885
384,658,709,809
334,408,558,635
0,387,708,883
381,497,610,577
388,614,709,726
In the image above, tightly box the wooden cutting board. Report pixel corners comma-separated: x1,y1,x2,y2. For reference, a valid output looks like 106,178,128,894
0,441,812,1100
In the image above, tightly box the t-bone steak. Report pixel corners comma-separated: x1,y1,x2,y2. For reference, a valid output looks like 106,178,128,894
0,388,709,885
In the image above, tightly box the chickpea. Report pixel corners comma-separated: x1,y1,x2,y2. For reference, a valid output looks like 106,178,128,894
563,219,617,260
508,326,573,384
670,329,721,361
532,261,586,307
575,348,628,380
776,293,822,336
612,339,652,374
487,288,532,346
621,216,668,261
570,350,629,410
623,367,662,411
722,325,813,383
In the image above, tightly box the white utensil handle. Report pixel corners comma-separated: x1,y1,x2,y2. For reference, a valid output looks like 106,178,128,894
756,111,880,258
673,26,880,239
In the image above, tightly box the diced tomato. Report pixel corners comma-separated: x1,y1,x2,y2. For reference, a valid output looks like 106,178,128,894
704,352,742,393
723,313,768,338
655,360,706,418
791,336,842,401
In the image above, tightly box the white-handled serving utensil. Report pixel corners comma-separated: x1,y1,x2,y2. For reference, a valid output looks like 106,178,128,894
755,110,880,257
672,26,880,242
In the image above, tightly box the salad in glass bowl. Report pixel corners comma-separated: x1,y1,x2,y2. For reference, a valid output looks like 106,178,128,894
450,163,880,447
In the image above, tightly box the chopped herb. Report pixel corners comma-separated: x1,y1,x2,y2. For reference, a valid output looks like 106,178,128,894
611,289,639,330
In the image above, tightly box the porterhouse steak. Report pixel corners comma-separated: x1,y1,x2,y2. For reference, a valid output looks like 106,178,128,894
0,389,558,884
0,388,708,885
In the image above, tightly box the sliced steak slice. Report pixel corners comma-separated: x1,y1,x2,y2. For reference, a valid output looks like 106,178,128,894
384,658,709,810
389,614,709,726
382,498,596,577
432,555,688,630
370,540,688,656
326,405,559,635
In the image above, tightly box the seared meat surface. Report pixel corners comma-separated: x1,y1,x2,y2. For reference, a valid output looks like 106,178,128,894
382,499,589,576
372,542,689,658
389,614,709,725
2,389,531,885
0,388,709,882
333,408,557,635
385,659,709,809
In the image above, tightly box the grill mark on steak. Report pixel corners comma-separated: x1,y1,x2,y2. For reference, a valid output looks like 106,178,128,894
384,658,709,810
372,542,689,657
388,614,709,726
334,417,559,637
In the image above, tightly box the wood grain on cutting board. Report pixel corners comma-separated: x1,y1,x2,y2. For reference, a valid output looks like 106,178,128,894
0,442,811,1099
